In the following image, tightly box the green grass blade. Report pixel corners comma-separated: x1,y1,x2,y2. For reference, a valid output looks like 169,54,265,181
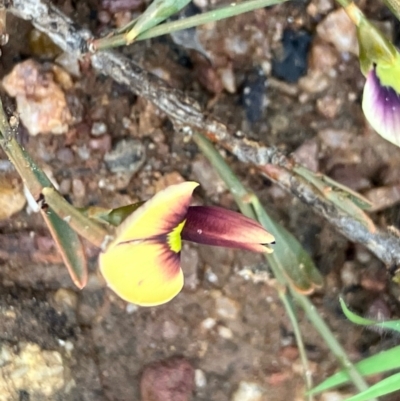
310,345,400,394
125,0,191,43
343,372,400,401
341,298,400,332
93,0,288,50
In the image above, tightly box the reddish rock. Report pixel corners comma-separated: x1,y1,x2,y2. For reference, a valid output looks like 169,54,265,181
141,357,195,401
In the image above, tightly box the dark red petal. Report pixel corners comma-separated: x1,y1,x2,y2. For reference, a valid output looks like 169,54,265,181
181,206,274,252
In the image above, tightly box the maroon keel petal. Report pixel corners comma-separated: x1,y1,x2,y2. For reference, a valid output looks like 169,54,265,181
182,206,275,252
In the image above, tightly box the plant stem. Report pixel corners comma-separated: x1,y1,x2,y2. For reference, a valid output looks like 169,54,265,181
92,0,288,50
334,0,350,9
193,132,313,394
0,99,50,198
293,293,374,397
0,98,111,249
42,187,110,249
193,131,373,396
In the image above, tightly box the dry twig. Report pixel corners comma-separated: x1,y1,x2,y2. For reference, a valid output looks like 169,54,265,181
9,0,400,267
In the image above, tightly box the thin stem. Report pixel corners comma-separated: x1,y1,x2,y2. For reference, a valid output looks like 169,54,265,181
292,293,374,398
193,131,373,396
0,98,49,198
42,187,110,249
279,291,313,400
92,0,288,50
0,98,112,249
193,132,313,394
334,0,350,9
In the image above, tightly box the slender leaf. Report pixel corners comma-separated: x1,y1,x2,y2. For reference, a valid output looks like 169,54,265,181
41,207,88,289
125,0,191,43
343,372,400,401
340,298,400,332
310,345,400,394
250,196,323,293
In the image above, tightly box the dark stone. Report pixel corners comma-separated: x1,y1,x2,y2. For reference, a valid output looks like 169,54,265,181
272,29,311,83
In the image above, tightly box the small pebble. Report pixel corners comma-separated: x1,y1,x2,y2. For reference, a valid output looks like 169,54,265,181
340,261,360,287
200,317,216,331
2,59,73,136
59,179,72,195
366,298,391,325
89,134,112,152
269,114,289,136
316,9,358,54
219,66,236,94
293,139,319,172
53,288,78,311
318,128,352,150
360,263,387,292
364,185,400,212
72,178,86,199
181,243,200,291
0,175,26,220
217,325,233,339
194,369,207,388
215,296,240,320
101,0,143,13
355,245,372,264
154,172,185,193
126,303,139,314
56,148,74,164
98,10,111,24
162,320,180,340
309,40,338,73
104,139,146,174
231,381,264,401
316,95,342,119
192,158,225,196
91,121,107,136
298,70,330,93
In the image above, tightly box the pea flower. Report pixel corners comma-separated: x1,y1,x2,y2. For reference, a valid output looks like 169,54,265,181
99,181,274,306
345,3,400,147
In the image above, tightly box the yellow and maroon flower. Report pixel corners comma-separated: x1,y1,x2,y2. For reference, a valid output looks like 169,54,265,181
99,182,274,306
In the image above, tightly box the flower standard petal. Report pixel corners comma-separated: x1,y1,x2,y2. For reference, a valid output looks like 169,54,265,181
113,181,199,243
362,68,400,147
181,206,275,253
98,181,198,306
99,240,183,306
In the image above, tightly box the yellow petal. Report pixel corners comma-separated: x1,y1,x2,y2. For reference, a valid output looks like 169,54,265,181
99,240,183,306
113,181,199,244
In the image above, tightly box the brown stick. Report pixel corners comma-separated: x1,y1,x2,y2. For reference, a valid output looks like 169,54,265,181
9,0,400,267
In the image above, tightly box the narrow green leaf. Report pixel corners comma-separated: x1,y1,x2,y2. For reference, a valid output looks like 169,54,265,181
341,298,400,332
125,0,191,43
251,196,323,293
318,174,372,210
294,166,375,231
310,345,400,394
343,372,400,401
41,207,88,289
